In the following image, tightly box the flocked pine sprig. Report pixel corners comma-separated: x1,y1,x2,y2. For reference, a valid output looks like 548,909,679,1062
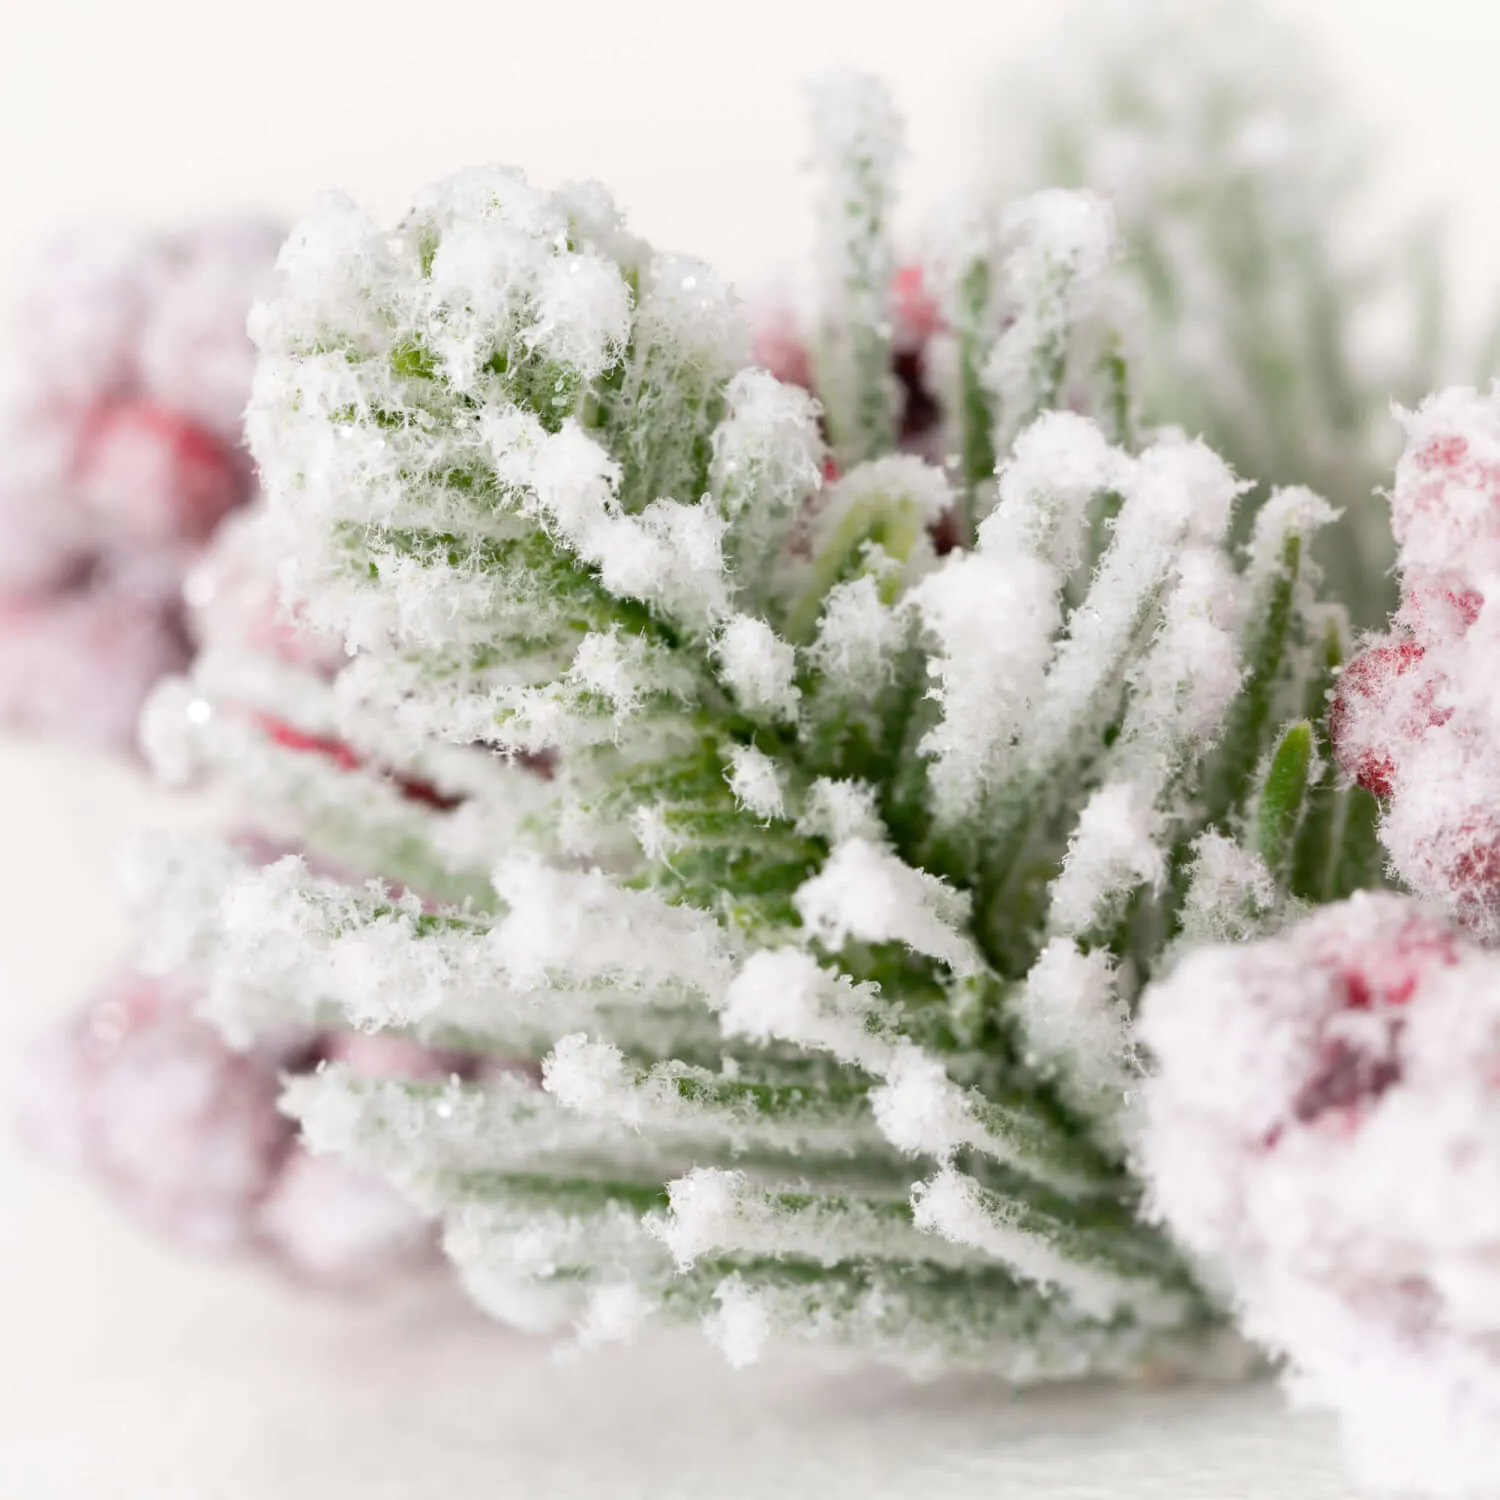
130,74,1375,1376
1009,0,1500,627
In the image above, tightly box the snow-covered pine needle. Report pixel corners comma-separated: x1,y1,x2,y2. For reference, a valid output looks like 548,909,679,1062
129,69,1374,1382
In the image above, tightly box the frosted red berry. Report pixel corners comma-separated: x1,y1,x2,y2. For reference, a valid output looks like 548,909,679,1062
1328,639,1442,798
891,264,941,351
74,400,246,544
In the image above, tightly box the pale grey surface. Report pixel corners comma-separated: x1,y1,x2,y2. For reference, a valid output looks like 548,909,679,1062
0,743,1356,1498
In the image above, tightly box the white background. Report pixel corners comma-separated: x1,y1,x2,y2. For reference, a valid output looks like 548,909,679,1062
5,0,1500,303
4,0,1498,1493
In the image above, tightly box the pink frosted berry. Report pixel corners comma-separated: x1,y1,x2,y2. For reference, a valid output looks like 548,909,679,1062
0,582,189,749
750,303,812,390
1397,575,1485,644
1382,768,1500,944
1328,638,1446,799
326,1031,471,1082
891,263,942,352
8,226,168,402
19,973,294,1252
1141,895,1500,1496
1391,388,1500,577
74,399,246,545
257,1152,437,1292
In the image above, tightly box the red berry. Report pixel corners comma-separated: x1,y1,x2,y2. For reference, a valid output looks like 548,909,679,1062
1431,817,1500,932
1288,904,1460,1130
1328,640,1444,798
74,400,246,543
750,308,812,391
1400,576,1485,642
1291,1039,1403,1127
1415,433,1469,471
891,264,941,351
393,771,462,812
1308,904,1460,1011
1393,398,1500,573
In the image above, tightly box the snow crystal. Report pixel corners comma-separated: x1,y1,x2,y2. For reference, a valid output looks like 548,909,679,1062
703,1275,772,1368
714,615,801,721
724,744,785,822
1047,781,1165,938
794,838,978,974
909,548,1059,820
981,411,1129,573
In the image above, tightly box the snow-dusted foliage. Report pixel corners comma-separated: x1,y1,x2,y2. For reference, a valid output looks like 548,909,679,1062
1010,0,1499,626
1140,894,1500,1497
129,76,1369,1377
1143,386,1500,1495
0,219,278,748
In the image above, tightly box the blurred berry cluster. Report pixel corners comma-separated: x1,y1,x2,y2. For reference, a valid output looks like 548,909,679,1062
0,221,277,748
19,967,456,1290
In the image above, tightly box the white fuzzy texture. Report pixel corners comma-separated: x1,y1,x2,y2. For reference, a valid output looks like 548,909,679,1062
805,71,902,464
655,1168,756,1267
1332,387,1500,946
909,547,1060,820
1178,832,1278,945
634,253,748,373
714,615,800,721
711,369,824,516
136,646,540,895
795,778,886,846
794,839,979,974
822,454,954,544
912,1167,1180,1325
179,126,1294,1388
867,1043,1028,1163
245,164,758,716
981,411,1130,573
529,251,634,379
984,190,1119,437
1246,485,1340,589
807,71,904,183
1378,733,1500,944
506,417,731,632
805,575,905,691
541,1034,637,1122
724,744,785,822
1047,782,1165,938
492,856,735,1002
1024,437,1245,769
576,1282,657,1350
655,1166,982,1274
719,949,893,1073
1012,939,1134,1139
1141,893,1500,1497
710,368,824,582
1117,546,1245,778
1391,386,1500,578
703,1275,773,1369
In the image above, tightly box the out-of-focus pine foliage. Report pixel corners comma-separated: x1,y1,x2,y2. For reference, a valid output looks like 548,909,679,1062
999,0,1500,625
